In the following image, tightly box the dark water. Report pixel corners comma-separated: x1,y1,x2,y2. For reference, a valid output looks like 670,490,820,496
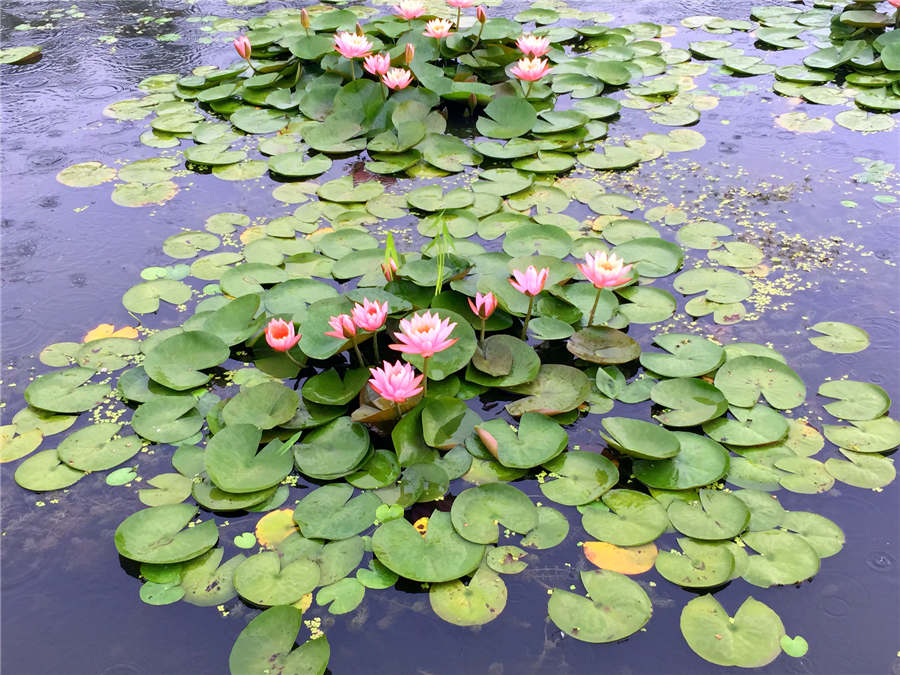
1,1,899,673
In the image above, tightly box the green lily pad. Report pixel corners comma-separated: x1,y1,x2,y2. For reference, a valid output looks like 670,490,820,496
229,606,329,675
818,380,890,420
616,286,676,324
656,537,735,588
115,504,218,564
577,146,642,170
24,367,109,413
302,368,369,407
823,417,900,454
143,330,229,391
356,558,399,589
633,432,729,490
180,548,244,606
614,237,683,277
476,96,538,139
57,423,141,471
450,483,537,544
504,364,591,417
681,595,785,667
430,567,507,626
667,489,750,540
14,449,84,492
316,578,365,615
677,220,733,249
601,417,680,460
205,424,293,493
825,449,896,489
420,133,482,172
732,490,787,531
503,223,572,258
474,413,568,469
674,267,752,303
651,378,728,427
466,336,540,388
703,404,789,446
581,489,669,546
548,569,652,643
421,397,481,450
775,456,834,494
293,484,380,540
521,505,569,549
122,279,192,313
268,152,332,177
293,417,370,480
56,161,117,187
131,396,202,444
372,510,485,583
741,530,820,587
714,356,806,410
192,477,275,512
639,334,725,378
474,138,543,159
486,546,529,574
781,511,844,558
539,450,619,506
234,551,320,606
808,321,870,353
138,473,193,507
567,327,640,365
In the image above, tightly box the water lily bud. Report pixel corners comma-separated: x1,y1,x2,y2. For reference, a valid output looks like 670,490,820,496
405,42,415,65
301,8,310,28
477,6,486,24
356,22,365,36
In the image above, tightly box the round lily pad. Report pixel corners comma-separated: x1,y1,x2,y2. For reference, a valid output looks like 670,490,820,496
781,511,844,559
714,356,806,410
818,380,890,421
292,484,380,540
450,483,538,544
234,551,320,606
601,417,680,460
229,606,329,675
703,404,789,446
548,569,652,643
429,567,508,626
823,417,900,454
56,422,141,471
582,489,669,546
293,417,370,479
633,432,729,490
114,504,218,564
143,331,229,391
540,450,619,506
317,577,365,615
567,327,641,364
180,548,245,606
474,413,568,469
24,367,109,414
205,424,293,493
14,449,84,492
372,511,485,583
131,396,202,444
56,161,117,187
222,382,299,429
674,267,752,303
503,364,590,417
466,335,540,388
476,96,538,139
656,537,735,588
640,333,725,378
808,321,870,353
825,449,896,489
741,530,820,587
486,546,529,574
651,378,728,427
681,595,785,668
667,489,750,540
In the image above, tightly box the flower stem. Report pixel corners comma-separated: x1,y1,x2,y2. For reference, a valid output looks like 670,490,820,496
521,295,535,341
285,350,304,368
480,318,486,352
352,340,366,368
373,333,381,363
350,58,357,80
394,401,403,420
456,7,461,28
422,357,429,397
588,288,602,327
524,81,533,98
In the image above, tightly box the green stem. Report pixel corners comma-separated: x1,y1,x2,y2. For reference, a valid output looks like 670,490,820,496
588,287,602,327
394,401,403,420
472,23,484,50
373,332,381,363
352,340,366,368
480,318,486,352
422,357,429,397
456,6,461,28
521,295,534,341
524,80,533,98
350,58,357,80
285,350,304,368
291,61,303,87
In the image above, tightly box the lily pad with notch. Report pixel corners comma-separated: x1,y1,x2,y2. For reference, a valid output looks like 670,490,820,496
450,482,537,544
656,537,735,588
56,422,141,471
581,489,669,546
292,483,380,540
293,417,371,480
474,413,568,469
429,567,508,626
25,367,110,414
143,330,229,391
741,529,820,587
667,489,750,540
600,417,680,460
114,504,218,564
633,432,729,490
229,606,329,675
714,356,806,410
205,424,293,493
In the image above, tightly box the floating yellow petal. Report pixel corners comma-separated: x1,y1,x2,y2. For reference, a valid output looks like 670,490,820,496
293,592,313,613
255,508,299,549
583,541,658,575
83,323,139,342
413,516,428,537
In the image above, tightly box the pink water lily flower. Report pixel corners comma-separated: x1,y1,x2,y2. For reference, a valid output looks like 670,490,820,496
393,0,425,20
477,6,486,23
369,360,424,404
424,18,454,39
405,43,416,65
509,265,549,297
382,257,398,282
390,311,458,359
468,292,497,320
233,35,252,60
265,318,301,351
352,298,389,332
578,251,633,289
333,31,373,59
510,56,552,82
516,34,551,57
364,53,392,76
383,67,414,90
447,0,476,7
325,313,357,340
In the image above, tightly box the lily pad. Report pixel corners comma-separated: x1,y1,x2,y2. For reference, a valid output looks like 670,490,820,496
601,417,680,460
808,321,870,353
115,504,218,564
667,489,750,540
14,449,84,492
450,483,537,544
205,424,293,493
633,432,729,490
656,538,735,588
823,417,900,454
741,530,820,587
582,489,669,546
429,567,507,626
714,356,806,410
292,484,380,540
293,417,370,480
229,606,329,674
144,331,229,391
539,450,619,506
567,327,641,364
825,449,896,489
24,367,109,413
476,96,537,139
474,413,568,469
57,423,141,471
234,551,320,607
651,378,728,427
503,364,591,417
818,380,890,420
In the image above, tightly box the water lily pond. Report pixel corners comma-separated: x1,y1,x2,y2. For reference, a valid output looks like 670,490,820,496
1,0,898,672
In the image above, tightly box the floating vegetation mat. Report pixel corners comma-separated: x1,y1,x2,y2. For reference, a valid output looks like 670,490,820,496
2,0,898,672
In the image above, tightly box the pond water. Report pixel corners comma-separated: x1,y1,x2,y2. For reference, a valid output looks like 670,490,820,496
1,0,899,673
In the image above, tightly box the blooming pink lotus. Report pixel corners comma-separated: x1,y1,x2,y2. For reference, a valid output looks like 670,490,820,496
390,310,458,358
233,35,252,60
516,34,551,57
265,318,300,352
368,360,424,404
352,298,389,332
510,266,549,340
468,292,497,320
424,18,454,39
325,313,357,340
578,251,633,290
364,53,391,76
447,0,475,7
382,257,398,282
383,67,414,90
393,0,425,20
510,56,552,82
509,265,549,297
333,31,373,59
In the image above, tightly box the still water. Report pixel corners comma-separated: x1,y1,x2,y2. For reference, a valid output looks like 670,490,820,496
1,0,898,673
